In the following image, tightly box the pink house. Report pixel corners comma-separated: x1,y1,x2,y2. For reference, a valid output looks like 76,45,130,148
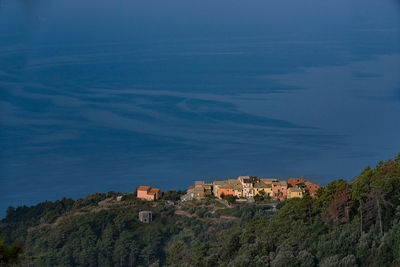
272,181,287,199
137,186,162,201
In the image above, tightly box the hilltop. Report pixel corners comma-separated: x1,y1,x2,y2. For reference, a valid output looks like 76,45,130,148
0,190,275,266
1,153,400,266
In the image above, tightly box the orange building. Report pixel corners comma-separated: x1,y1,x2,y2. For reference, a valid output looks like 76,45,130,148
305,182,320,198
137,186,162,201
217,184,235,198
288,178,305,187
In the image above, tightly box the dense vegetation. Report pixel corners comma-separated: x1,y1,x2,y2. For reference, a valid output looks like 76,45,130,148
1,153,400,266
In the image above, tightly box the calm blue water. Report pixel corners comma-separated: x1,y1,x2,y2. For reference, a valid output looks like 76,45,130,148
1,0,400,216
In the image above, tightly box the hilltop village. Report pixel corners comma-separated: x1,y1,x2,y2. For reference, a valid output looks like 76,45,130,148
136,176,319,202
2,156,398,266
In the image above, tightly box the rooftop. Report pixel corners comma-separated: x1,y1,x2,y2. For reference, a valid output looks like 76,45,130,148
137,186,151,191
149,188,161,194
254,181,272,188
139,210,152,215
219,183,234,189
273,181,288,186
289,187,303,193
261,178,278,183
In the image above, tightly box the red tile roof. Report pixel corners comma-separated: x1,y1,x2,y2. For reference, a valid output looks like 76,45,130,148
149,188,161,194
137,186,151,191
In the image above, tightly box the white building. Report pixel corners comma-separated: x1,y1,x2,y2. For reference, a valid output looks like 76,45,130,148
238,176,258,198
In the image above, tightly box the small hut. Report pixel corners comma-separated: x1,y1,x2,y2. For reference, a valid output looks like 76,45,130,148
139,211,153,223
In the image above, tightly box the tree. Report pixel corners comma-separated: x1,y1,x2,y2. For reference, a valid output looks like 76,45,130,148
316,179,348,209
254,194,264,202
340,254,357,267
364,186,393,236
167,241,187,266
352,167,374,234
141,245,155,266
222,195,236,204
320,255,339,267
297,250,316,267
96,224,114,265
77,225,97,267
163,190,185,201
271,247,296,267
128,241,140,267
353,159,397,235
327,182,354,225
0,240,25,265
113,231,138,266
113,241,128,266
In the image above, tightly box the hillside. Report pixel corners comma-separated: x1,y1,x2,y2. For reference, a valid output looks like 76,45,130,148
1,153,400,266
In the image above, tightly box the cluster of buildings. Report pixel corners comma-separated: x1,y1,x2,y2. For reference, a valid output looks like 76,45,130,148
136,177,319,223
135,176,319,203
185,176,319,201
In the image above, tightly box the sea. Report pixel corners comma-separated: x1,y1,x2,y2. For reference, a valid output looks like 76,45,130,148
1,0,399,216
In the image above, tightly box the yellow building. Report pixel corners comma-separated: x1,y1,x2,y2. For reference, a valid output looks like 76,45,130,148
253,181,273,197
287,186,304,199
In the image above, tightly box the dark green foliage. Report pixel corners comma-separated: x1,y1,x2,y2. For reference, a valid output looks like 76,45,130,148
1,153,400,266
162,190,186,201
222,194,236,204
0,240,25,265
254,194,264,202
165,153,400,267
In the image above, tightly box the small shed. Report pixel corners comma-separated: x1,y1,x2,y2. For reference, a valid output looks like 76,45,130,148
139,211,153,223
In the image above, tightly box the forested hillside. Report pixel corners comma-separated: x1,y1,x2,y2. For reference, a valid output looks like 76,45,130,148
1,153,400,266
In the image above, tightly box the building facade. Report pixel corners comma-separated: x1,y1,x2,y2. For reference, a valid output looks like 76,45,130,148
139,211,153,223
137,186,162,201
238,176,257,198
217,183,235,198
194,181,213,199
189,176,315,201
287,186,304,199
305,181,320,198
272,181,288,199
254,181,273,197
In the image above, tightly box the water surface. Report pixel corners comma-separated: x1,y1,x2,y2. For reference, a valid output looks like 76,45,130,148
1,0,400,215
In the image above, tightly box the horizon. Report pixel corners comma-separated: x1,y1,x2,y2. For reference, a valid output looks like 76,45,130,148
2,155,398,217
1,0,400,217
